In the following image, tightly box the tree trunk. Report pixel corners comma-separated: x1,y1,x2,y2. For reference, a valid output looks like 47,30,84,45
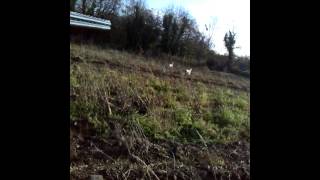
226,51,234,72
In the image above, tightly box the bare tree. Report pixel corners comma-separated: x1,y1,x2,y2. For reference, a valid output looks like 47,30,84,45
80,0,87,13
70,0,78,11
95,0,122,18
204,17,217,50
75,0,122,17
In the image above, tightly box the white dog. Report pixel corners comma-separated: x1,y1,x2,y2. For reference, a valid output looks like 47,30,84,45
186,68,192,75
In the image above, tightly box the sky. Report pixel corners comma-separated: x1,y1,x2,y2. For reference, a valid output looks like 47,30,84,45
145,0,250,57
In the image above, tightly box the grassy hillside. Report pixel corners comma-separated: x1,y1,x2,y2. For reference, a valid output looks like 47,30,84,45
70,43,250,180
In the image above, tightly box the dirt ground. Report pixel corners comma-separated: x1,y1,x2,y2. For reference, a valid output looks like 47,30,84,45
70,128,249,180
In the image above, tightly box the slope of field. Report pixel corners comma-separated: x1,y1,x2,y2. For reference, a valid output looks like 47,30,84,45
70,43,250,180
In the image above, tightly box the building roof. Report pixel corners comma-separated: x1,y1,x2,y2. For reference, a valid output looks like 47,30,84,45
70,11,111,30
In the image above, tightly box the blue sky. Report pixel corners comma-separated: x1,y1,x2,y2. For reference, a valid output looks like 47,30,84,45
145,0,250,57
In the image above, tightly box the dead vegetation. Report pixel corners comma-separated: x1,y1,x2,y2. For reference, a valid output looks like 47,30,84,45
70,125,249,180
70,43,250,180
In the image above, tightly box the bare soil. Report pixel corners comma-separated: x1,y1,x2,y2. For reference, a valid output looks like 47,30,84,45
70,127,249,180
